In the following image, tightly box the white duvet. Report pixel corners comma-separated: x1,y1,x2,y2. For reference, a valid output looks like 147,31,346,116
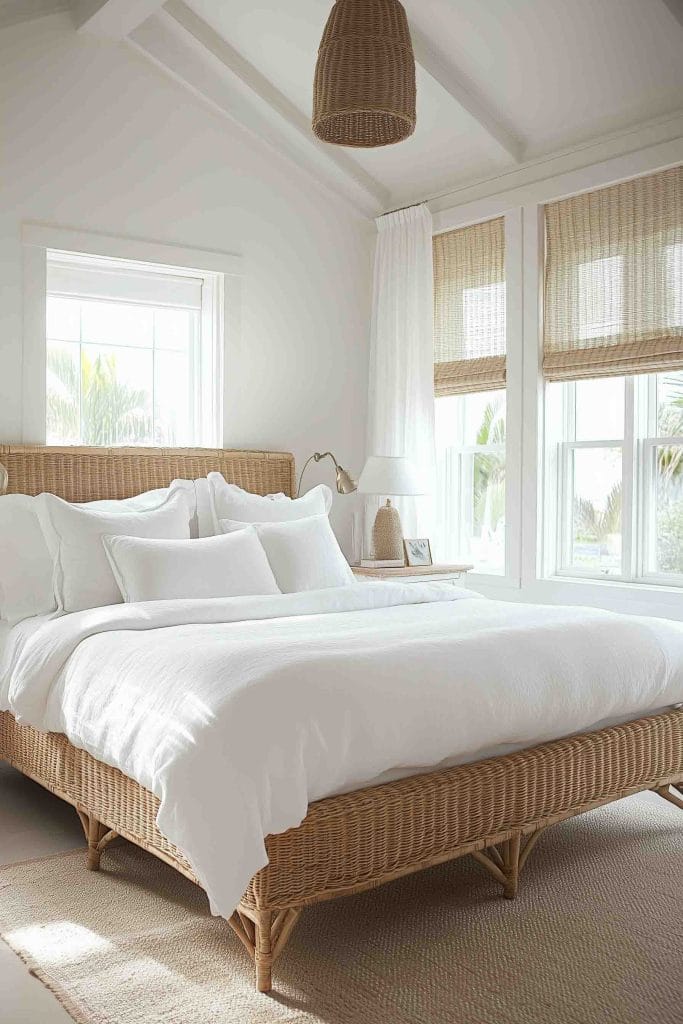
5,583,683,918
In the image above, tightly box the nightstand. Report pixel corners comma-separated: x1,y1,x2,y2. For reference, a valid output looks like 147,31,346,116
352,564,473,585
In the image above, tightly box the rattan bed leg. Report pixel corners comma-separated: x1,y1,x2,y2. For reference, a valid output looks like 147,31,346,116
87,815,105,871
254,910,274,993
654,783,683,810
503,832,521,900
472,827,549,899
78,810,119,871
234,907,301,993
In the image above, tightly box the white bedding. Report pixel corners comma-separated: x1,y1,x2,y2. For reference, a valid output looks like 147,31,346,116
4,584,683,920
0,613,58,707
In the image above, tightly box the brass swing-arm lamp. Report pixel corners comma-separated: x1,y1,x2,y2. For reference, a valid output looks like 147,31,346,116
296,452,357,498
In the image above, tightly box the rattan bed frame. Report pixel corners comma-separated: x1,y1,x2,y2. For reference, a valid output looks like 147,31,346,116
0,444,681,994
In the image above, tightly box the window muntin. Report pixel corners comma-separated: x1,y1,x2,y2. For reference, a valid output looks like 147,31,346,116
546,370,683,586
45,254,218,447
435,389,506,575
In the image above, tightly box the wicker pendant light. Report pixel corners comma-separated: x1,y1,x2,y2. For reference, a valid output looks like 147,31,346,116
313,0,416,148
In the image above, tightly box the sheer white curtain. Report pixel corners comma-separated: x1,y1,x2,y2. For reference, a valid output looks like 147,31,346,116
364,203,435,553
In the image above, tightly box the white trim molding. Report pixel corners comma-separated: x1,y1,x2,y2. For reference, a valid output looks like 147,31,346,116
22,222,242,277
429,120,683,224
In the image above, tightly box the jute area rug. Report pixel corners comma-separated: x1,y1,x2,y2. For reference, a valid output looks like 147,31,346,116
0,792,681,1024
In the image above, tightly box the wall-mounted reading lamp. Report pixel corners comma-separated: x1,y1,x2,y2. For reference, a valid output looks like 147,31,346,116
296,451,357,498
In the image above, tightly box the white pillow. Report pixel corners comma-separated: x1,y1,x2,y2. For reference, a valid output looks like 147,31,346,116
194,478,216,538
85,480,198,534
0,495,57,625
208,473,332,533
221,515,355,593
37,488,192,612
0,481,196,625
103,528,280,603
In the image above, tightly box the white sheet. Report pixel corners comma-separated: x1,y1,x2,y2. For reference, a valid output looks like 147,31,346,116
5,584,683,920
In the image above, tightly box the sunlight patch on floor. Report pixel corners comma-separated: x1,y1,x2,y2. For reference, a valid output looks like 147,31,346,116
6,920,113,963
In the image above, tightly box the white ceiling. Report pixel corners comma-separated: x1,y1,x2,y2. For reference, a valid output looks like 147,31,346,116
0,0,69,28
4,0,683,214
177,0,683,208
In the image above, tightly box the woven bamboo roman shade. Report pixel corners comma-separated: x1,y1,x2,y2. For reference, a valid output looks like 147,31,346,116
544,165,683,382
433,217,506,397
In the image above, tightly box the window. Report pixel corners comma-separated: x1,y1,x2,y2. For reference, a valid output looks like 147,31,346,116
45,252,221,447
435,389,506,574
433,217,506,574
543,166,682,588
546,371,683,584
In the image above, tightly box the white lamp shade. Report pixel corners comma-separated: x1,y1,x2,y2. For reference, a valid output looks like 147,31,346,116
357,455,425,496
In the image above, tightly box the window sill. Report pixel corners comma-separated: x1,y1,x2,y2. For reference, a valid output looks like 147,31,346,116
466,573,683,622
545,574,683,597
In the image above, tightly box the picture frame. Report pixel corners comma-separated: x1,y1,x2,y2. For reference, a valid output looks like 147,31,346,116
403,538,433,567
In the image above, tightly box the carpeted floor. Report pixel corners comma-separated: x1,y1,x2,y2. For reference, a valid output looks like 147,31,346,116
0,792,681,1024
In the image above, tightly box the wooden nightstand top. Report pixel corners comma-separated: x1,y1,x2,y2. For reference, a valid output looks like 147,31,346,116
352,564,473,580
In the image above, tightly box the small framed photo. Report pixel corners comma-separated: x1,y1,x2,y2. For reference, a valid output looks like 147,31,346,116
403,538,433,567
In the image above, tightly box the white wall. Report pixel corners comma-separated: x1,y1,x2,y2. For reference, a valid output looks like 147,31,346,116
0,13,374,550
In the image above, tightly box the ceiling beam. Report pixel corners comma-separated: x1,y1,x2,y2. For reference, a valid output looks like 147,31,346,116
157,0,388,213
409,24,523,164
161,0,388,211
75,0,166,39
128,5,388,217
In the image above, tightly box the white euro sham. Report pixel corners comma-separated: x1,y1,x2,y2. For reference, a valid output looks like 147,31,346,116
220,514,356,592
37,488,192,612
0,481,197,624
104,529,281,603
208,473,331,533
0,495,57,624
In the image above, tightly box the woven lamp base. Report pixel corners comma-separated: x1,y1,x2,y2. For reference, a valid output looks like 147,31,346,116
372,500,404,561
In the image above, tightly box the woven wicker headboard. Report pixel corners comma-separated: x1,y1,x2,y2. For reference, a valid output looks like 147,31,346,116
0,445,295,501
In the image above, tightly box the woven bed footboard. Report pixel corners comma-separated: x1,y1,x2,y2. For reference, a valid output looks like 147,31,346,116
2,706,682,992
245,706,683,910
2,706,682,909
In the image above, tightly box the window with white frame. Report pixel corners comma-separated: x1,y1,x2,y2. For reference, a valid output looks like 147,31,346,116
435,388,506,573
433,217,506,574
545,372,683,583
45,252,221,447
543,166,683,587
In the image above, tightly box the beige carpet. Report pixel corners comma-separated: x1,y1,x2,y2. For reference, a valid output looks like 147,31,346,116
0,792,681,1024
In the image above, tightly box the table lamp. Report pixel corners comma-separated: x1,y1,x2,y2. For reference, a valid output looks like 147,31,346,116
357,455,424,562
